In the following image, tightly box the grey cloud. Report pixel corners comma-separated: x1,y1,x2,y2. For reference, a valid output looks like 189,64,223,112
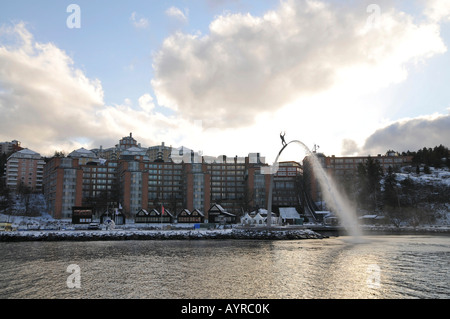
341,139,361,156
361,114,450,154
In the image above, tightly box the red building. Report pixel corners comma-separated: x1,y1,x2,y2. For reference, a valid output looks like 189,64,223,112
43,140,273,222
303,152,413,203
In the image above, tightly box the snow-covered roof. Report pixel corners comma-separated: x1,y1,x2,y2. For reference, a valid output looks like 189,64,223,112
255,208,276,217
177,209,191,216
17,148,40,156
253,213,265,220
68,148,97,158
136,209,149,215
191,209,204,217
279,207,301,219
209,204,226,213
8,148,41,160
242,213,252,219
123,146,146,153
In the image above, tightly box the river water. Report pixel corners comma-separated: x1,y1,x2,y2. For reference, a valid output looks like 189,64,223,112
0,235,448,299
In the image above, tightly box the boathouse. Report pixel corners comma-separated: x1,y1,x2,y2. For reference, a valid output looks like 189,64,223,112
176,209,205,223
71,206,94,224
135,208,174,223
279,207,303,225
207,204,236,224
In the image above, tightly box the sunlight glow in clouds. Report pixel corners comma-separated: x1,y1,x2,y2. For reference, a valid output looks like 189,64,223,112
1,0,449,160
152,0,446,129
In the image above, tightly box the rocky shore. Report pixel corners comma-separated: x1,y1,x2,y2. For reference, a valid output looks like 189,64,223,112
0,228,326,242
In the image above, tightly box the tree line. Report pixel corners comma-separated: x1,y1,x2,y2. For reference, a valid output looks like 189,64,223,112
341,145,449,226
402,144,449,168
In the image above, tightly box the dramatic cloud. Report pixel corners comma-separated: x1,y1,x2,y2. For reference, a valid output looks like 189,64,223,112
0,22,189,155
2,1,449,160
360,113,450,155
152,0,446,129
0,23,104,152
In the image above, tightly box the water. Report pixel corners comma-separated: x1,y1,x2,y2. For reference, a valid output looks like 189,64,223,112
0,235,449,299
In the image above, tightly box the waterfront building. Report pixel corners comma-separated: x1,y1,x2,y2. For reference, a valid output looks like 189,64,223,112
71,206,93,224
5,149,45,192
303,151,413,202
43,156,83,219
43,134,274,221
325,152,413,177
0,140,22,155
207,203,237,224
272,161,303,208
134,208,174,223
176,209,205,223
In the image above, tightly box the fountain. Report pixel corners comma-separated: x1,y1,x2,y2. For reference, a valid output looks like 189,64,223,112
266,138,363,239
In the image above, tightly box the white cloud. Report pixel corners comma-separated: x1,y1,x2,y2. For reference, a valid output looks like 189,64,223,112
423,0,450,23
130,12,149,29
152,0,447,131
0,22,188,156
0,23,104,152
165,6,188,23
138,94,155,113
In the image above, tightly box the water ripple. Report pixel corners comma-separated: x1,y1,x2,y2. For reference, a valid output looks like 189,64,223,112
0,236,448,299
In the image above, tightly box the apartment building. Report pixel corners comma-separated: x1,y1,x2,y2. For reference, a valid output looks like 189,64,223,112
91,134,171,163
272,161,303,207
325,152,413,177
303,152,413,202
117,152,271,218
5,149,45,192
146,142,172,162
0,140,22,155
43,156,83,219
43,141,273,220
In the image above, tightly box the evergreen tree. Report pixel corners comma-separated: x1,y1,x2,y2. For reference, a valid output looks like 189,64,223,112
412,144,449,167
356,156,383,210
384,166,399,208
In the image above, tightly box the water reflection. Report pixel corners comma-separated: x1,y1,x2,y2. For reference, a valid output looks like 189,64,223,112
0,236,449,299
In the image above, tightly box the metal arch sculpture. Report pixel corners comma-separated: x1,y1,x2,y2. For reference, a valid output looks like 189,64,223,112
266,138,314,227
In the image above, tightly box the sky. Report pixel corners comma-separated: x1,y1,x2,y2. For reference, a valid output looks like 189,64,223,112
1,0,449,164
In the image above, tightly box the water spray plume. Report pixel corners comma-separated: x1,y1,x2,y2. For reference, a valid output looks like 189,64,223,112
267,139,363,240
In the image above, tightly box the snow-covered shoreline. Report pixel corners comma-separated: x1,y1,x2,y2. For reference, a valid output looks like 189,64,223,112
1,225,449,242
0,228,326,242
